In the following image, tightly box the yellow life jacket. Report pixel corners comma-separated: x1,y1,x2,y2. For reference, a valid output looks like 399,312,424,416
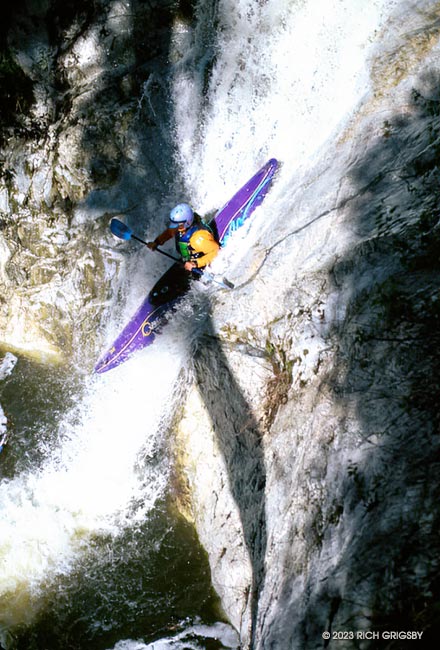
176,222,219,268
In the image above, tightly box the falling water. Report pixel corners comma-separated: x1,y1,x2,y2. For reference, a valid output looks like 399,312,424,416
1,0,403,647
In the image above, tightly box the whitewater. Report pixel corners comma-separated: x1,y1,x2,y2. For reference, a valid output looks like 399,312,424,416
0,0,409,647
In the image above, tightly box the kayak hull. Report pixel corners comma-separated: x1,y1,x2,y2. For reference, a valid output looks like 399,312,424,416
94,158,278,373
94,264,188,373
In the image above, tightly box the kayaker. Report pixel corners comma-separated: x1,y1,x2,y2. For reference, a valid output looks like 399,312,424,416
147,203,220,271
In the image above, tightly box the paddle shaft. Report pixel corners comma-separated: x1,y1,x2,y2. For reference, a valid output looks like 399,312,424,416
132,232,205,278
126,224,233,289
131,233,180,263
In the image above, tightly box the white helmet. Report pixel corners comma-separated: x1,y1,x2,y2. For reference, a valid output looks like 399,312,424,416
169,203,194,229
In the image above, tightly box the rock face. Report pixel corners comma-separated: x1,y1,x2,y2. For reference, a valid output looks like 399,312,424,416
2,1,440,649
174,6,440,649
0,0,183,363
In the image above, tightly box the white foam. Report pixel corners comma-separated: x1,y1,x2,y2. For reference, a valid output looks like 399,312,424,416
0,341,183,606
0,353,17,452
172,0,398,210
0,353,18,381
107,621,239,650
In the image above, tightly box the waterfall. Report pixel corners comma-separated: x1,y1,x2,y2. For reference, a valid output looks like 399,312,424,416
0,344,182,640
172,0,392,209
0,0,411,648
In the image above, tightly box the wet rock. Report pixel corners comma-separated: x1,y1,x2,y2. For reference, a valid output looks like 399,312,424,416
0,0,179,364
175,3,440,648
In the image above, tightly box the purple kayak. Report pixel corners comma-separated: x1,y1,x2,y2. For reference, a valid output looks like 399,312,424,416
94,158,278,373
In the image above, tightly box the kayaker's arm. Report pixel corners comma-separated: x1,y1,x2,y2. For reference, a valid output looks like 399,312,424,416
147,228,175,250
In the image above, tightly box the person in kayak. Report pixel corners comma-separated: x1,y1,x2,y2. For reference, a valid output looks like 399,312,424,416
147,203,220,271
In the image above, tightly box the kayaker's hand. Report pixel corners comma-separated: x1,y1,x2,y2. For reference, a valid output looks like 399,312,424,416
184,261,197,271
147,241,158,250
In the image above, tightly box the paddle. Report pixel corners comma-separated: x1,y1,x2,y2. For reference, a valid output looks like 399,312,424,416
110,219,234,289
110,218,180,263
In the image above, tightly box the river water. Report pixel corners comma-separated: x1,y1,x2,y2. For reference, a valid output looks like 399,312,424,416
1,0,401,648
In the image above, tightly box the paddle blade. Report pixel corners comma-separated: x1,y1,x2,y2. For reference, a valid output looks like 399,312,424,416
110,218,132,240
